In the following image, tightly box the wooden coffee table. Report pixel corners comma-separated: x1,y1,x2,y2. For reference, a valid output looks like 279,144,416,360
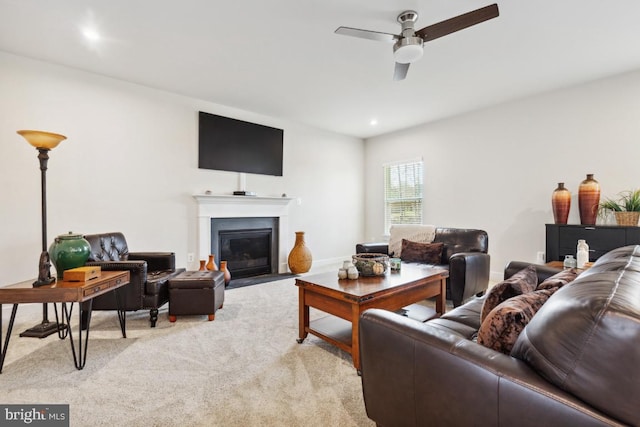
295,263,448,371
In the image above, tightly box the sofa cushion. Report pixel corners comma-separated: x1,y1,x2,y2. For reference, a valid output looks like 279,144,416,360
536,268,578,291
388,224,436,257
481,265,537,322
477,288,555,354
400,240,443,264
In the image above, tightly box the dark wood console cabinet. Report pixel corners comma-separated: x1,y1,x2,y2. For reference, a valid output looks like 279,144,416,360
546,224,640,262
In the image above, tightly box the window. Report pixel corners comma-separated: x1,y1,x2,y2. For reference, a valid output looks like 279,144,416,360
384,159,424,233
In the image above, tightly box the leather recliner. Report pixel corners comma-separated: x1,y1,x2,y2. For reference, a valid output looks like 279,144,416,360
356,227,490,306
83,232,185,327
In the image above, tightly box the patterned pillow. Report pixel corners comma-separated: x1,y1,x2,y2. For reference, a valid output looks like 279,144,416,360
481,265,538,322
400,240,444,264
388,224,436,257
536,268,578,291
477,289,555,354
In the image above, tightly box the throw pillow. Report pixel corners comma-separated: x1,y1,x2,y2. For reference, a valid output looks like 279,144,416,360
388,224,436,257
536,268,578,291
477,289,555,354
400,240,444,264
481,265,538,322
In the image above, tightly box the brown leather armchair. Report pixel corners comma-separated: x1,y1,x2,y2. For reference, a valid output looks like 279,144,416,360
357,227,490,306
83,232,185,327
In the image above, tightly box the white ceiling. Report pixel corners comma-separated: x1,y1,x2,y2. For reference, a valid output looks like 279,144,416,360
1,0,640,139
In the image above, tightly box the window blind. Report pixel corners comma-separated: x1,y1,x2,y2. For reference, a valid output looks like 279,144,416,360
384,160,424,233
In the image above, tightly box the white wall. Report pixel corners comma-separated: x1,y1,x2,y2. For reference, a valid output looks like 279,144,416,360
4,49,640,288
0,52,364,285
365,70,640,281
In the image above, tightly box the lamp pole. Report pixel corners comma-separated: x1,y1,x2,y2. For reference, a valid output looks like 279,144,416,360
17,130,67,338
33,148,55,286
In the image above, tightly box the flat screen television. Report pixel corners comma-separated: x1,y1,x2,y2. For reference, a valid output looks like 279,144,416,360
198,111,284,176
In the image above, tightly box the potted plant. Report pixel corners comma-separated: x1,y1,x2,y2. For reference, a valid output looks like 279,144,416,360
598,189,640,226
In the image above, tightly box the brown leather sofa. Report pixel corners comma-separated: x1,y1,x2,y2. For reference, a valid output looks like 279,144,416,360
356,227,489,306
359,245,640,426
83,232,185,327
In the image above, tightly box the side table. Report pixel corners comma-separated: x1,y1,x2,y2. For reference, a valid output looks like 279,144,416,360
0,271,130,372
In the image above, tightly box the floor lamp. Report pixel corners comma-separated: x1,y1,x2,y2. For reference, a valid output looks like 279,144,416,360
17,129,67,338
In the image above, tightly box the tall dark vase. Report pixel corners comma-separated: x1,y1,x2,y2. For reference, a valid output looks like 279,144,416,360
578,174,600,225
552,183,571,224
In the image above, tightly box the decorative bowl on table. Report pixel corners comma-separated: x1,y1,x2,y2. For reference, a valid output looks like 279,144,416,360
352,253,389,276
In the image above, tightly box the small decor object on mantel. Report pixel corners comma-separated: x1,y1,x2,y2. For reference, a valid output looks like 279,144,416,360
551,182,571,224
288,231,312,274
578,174,600,225
598,189,640,226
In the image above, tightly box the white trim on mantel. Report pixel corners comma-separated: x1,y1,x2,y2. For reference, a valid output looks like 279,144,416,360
193,194,295,273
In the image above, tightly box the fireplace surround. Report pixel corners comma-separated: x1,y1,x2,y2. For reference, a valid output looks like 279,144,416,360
194,194,294,275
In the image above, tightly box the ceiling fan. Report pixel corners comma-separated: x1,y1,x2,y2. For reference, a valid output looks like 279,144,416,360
335,4,499,81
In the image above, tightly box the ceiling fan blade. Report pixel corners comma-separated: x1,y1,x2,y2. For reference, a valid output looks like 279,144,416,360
415,4,499,42
393,62,410,81
335,26,399,42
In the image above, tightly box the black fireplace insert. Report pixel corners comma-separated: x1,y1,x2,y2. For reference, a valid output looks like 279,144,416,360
211,217,279,279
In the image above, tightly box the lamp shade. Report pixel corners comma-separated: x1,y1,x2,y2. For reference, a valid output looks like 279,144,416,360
17,130,66,150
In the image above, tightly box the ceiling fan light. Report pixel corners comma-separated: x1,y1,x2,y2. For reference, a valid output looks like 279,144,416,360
393,37,424,64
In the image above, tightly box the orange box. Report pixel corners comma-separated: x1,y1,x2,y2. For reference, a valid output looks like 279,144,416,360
63,266,101,282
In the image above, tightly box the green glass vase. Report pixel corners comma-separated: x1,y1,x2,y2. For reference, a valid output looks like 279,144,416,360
48,232,91,279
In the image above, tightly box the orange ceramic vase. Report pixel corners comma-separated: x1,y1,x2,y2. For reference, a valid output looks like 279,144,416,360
206,254,218,271
220,261,231,285
288,231,312,274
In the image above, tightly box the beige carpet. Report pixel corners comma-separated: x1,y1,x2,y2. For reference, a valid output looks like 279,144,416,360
0,278,375,426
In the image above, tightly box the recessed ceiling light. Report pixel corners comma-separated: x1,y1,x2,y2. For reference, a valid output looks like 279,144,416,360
82,28,101,42
370,119,378,126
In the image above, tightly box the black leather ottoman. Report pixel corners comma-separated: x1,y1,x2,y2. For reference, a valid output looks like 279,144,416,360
168,271,225,322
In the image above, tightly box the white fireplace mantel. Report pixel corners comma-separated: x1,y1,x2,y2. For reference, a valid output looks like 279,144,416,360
194,194,294,273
